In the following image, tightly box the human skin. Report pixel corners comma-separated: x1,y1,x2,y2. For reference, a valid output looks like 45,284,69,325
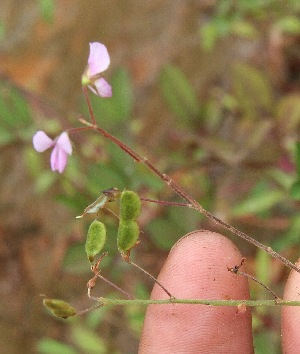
139,230,300,354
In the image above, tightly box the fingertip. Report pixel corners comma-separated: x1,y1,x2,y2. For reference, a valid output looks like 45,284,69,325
282,260,300,354
139,230,253,354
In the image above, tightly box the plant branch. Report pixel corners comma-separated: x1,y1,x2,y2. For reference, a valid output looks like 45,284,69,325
79,101,300,276
88,297,300,307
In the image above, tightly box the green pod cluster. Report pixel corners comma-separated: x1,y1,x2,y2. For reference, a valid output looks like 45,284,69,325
85,220,106,263
117,190,141,253
43,298,76,319
119,190,141,221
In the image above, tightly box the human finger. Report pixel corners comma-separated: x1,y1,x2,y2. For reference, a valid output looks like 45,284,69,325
139,230,253,354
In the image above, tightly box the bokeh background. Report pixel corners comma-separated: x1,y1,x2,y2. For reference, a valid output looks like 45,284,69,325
1,1,300,353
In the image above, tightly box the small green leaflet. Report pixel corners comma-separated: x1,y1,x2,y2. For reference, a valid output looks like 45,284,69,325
76,187,120,218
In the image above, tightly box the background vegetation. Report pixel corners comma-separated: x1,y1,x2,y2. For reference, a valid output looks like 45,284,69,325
0,1,300,353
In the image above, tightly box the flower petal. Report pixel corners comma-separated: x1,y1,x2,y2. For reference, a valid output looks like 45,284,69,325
33,131,54,152
56,132,72,155
88,78,112,97
88,42,110,77
50,145,68,173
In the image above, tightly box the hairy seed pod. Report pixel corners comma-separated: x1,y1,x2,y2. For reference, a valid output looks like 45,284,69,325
117,219,139,253
85,220,106,263
119,190,141,221
43,298,76,319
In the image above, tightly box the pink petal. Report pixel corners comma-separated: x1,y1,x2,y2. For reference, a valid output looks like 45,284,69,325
88,78,112,97
50,145,68,173
33,131,54,152
56,132,72,155
88,42,110,77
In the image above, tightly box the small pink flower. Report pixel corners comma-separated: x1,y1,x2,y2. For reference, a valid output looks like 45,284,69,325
33,131,72,173
82,42,112,97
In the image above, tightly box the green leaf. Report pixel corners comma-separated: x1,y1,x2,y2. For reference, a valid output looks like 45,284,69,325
230,21,258,38
147,217,180,250
159,64,200,123
200,22,220,51
0,86,31,129
0,21,5,40
85,69,132,130
10,89,32,125
24,147,43,177
37,338,77,354
295,142,300,177
113,68,133,121
63,241,89,274
290,180,300,200
87,163,126,196
71,326,107,353
39,0,55,23
0,125,13,144
268,169,294,190
255,250,270,292
276,94,300,133
35,171,57,194
276,16,300,34
233,63,273,117
231,184,285,217
272,215,300,251
0,90,17,128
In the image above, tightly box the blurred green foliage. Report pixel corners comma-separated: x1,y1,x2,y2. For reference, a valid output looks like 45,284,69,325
200,0,300,51
1,1,300,353
39,0,55,23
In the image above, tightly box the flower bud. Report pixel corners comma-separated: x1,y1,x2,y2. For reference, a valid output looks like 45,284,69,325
85,220,106,263
43,298,76,319
119,190,141,221
117,219,139,253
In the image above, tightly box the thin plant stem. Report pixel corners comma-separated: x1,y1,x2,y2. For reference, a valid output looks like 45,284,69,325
82,86,97,126
238,271,279,299
227,258,279,299
80,92,300,276
140,197,192,208
128,259,174,299
86,296,300,307
66,126,93,134
77,303,104,315
95,273,134,299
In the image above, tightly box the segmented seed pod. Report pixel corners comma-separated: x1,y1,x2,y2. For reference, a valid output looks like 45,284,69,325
85,220,106,263
117,219,139,253
43,298,76,319
119,190,141,221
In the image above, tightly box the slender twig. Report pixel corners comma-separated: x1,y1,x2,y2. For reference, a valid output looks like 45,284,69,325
66,126,93,134
77,296,300,316
86,297,300,307
82,86,96,126
80,90,300,275
95,273,134,299
227,258,279,299
140,197,192,208
88,253,134,299
77,303,104,315
238,271,279,299
127,259,174,299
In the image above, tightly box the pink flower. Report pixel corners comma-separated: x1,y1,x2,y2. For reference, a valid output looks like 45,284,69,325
33,131,72,173
82,42,112,97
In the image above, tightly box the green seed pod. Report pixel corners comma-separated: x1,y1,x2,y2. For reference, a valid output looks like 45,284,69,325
85,220,106,263
43,298,76,319
117,219,139,253
120,190,141,221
